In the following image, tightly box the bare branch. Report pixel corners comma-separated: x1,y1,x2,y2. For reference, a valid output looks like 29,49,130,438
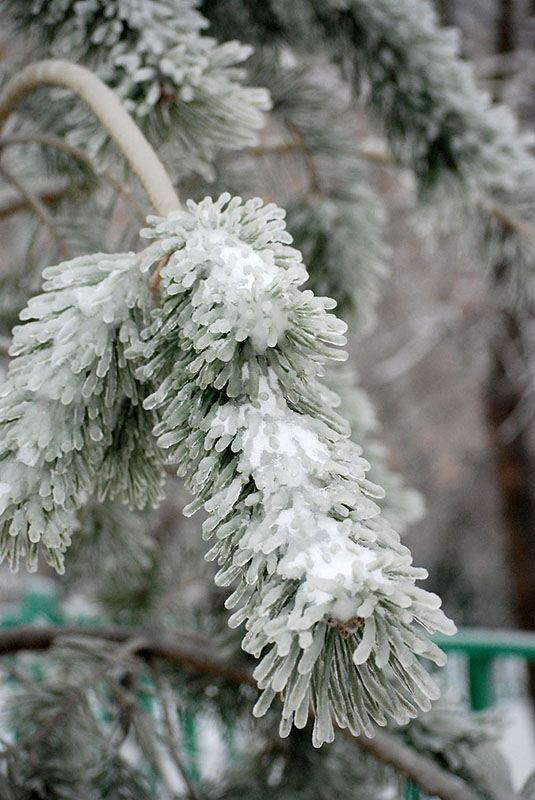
1,134,147,224
0,60,180,216
0,625,255,688
0,179,71,219
0,624,494,800
0,163,70,259
345,728,489,800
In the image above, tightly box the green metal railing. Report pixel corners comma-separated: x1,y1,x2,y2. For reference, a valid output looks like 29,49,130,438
406,628,535,799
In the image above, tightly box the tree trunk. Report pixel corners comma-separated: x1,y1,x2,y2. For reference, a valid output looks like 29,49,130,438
496,0,516,54
436,0,456,26
486,310,535,639
487,0,535,699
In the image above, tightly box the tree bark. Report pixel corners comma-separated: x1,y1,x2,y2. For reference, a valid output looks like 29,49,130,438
486,307,535,695
487,4,535,698
436,0,456,27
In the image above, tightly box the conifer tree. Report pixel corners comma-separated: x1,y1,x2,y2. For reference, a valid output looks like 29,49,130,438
0,1,532,797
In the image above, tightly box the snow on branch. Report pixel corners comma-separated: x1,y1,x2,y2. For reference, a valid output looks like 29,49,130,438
0,252,166,572
138,193,455,747
313,0,535,306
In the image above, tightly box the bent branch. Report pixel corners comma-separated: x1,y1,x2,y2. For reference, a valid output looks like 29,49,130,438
0,60,180,216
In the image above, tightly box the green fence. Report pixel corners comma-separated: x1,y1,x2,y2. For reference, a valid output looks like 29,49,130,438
406,628,535,799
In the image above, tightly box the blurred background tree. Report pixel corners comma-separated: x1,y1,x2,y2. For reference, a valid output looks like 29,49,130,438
0,0,534,798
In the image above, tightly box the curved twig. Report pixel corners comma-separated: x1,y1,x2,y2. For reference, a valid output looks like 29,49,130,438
0,60,180,216
0,624,492,800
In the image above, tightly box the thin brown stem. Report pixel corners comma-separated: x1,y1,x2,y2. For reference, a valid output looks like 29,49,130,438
0,179,72,219
286,121,322,195
249,141,304,158
0,335,11,357
1,134,147,224
150,253,171,294
0,60,180,216
0,163,70,259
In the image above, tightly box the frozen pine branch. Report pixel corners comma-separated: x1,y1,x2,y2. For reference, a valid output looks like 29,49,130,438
137,194,454,746
201,0,535,307
311,0,535,306
0,252,166,572
2,0,531,792
401,702,516,800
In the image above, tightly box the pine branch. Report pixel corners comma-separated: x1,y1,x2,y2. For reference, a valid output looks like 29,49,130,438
0,624,493,800
350,728,491,800
0,60,180,215
2,0,270,181
0,251,166,572
138,194,454,747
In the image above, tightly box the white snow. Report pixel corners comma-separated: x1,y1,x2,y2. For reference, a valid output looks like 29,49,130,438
201,229,279,292
0,483,11,515
211,371,389,611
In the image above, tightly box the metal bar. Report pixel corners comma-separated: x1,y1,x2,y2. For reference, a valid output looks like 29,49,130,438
433,627,535,660
182,710,200,784
468,655,494,711
405,779,422,799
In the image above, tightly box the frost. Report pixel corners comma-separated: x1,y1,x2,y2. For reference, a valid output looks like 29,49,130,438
20,0,270,178
139,194,455,746
0,252,166,573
